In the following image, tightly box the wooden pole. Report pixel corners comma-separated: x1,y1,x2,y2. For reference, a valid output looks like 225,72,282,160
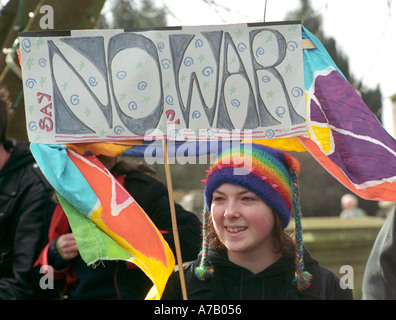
263,0,268,22
162,139,188,300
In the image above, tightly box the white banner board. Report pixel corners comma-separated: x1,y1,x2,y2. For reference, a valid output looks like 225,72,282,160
19,22,306,143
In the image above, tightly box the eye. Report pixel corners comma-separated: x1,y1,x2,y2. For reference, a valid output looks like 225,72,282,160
212,192,226,203
212,196,225,202
242,196,254,202
241,193,259,202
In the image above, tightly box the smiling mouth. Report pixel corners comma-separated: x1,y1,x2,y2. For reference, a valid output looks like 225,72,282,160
226,226,247,233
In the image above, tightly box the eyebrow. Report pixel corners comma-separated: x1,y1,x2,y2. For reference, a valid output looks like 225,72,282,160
213,189,252,195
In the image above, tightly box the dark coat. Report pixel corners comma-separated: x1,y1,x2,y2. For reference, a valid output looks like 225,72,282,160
34,167,202,300
163,246,354,300
0,140,55,299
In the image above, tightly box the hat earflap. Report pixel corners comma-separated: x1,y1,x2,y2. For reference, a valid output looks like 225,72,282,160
291,170,312,290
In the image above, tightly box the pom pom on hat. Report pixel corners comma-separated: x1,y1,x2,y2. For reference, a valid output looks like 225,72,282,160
195,143,311,290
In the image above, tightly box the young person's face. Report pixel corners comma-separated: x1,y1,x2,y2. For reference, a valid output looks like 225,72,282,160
211,183,276,256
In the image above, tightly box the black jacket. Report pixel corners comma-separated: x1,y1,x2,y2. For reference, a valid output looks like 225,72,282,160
0,140,55,299
163,246,354,300
35,168,202,300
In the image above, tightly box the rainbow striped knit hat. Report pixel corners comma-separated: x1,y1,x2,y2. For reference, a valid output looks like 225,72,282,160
195,143,312,291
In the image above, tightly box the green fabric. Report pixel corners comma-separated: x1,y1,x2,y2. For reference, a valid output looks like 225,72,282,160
56,192,134,265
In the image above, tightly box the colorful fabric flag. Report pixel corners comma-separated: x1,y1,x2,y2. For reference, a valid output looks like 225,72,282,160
30,143,175,300
258,27,396,202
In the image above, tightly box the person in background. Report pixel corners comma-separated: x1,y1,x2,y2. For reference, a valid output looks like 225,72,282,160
33,155,202,300
362,205,396,299
163,143,353,300
0,85,56,299
339,194,367,219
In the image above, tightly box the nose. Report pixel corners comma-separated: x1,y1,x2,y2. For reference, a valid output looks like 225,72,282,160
224,202,241,219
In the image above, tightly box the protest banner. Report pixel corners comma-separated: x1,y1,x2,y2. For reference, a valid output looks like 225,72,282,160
19,21,305,144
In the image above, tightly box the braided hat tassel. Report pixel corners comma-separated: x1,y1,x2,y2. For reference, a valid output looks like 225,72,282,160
195,206,214,280
291,170,312,290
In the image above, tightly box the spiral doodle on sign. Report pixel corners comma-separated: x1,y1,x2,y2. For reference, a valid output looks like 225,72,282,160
275,106,286,118
192,110,201,119
137,81,147,90
116,71,127,79
88,76,98,86
128,101,138,111
287,41,298,51
161,59,171,69
291,86,304,97
195,39,203,48
262,75,271,83
231,99,240,108
38,58,47,67
114,125,125,135
183,56,194,66
70,94,80,106
169,129,180,139
255,47,265,57
202,66,213,77
165,95,174,105
237,42,247,52
28,121,38,131
157,42,165,52
21,39,32,53
265,129,275,138
25,78,36,88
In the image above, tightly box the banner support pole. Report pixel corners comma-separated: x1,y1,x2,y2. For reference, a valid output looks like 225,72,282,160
162,139,188,300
